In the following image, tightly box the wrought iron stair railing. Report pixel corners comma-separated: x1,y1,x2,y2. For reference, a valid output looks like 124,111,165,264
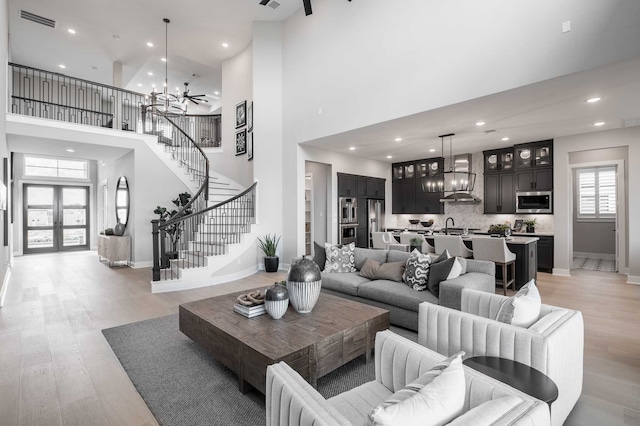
151,182,257,281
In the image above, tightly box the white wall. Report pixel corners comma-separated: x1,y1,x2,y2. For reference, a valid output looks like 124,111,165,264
282,0,640,144
0,0,11,305
216,44,254,188
554,127,639,283
305,161,330,247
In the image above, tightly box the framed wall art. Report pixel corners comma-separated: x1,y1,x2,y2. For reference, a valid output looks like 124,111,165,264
235,101,247,128
247,101,253,132
235,129,247,156
247,132,253,161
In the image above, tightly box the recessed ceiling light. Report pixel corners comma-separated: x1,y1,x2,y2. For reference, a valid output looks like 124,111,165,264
147,72,153,76
475,121,486,126
222,42,229,48
394,137,402,142
428,148,436,153
146,42,154,47
67,28,76,34
349,147,356,151
593,121,605,126
66,149,75,153
586,97,601,103
501,137,510,141
137,83,142,87
386,155,393,159
161,57,167,62
59,64,66,69
214,91,220,95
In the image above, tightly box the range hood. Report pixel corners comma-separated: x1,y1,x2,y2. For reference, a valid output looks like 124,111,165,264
439,153,481,203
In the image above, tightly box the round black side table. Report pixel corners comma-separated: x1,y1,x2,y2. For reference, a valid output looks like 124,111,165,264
463,356,559,406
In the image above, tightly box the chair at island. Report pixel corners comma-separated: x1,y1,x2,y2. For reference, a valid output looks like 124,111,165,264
418,288,584,426
266,330,550,426
472,237,516,295
371,231,395,249
434,235,474,258
399,232,435,253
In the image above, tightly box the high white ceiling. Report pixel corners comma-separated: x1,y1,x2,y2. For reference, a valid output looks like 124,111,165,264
8,0,301,114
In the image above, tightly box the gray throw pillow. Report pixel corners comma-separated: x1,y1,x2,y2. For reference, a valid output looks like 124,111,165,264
323,242,356,273
313,241,326,271
426,257,462,297
360,258,406,282
402,249,431,291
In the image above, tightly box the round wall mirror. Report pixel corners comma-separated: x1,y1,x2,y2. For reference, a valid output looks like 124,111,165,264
115,176,129,227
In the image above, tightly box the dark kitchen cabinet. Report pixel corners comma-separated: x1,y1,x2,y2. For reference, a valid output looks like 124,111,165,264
414,181,444,214
337,174,360,196
484,172,515,214
392,180,416,214
515,168,553,191
366,178,385,199
514,140,553,169
391,157,443,213
356,225,367,248
537,236,554,273
484,148,515,173
357,177,367,196
416,158,444,178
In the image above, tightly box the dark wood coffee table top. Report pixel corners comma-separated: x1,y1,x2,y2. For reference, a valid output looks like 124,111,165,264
463,356,559,405
179,287,390,394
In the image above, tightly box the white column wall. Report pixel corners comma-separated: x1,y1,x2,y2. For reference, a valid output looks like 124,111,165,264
554,127,640,283
252,22,285,262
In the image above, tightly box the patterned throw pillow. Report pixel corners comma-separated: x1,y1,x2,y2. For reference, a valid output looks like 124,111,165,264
402,249,431,291
323,242,356,273
495,279,541,327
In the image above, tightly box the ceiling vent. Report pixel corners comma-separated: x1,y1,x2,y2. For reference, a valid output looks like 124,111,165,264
622,117,640,128
21,10,56,28
269,1,281,9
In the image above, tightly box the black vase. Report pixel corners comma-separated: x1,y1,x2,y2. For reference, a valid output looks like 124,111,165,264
264,256,279,272
526,225,535,233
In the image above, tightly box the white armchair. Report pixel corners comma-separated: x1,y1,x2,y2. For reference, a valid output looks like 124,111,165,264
418,289,584,426
266,330,550,426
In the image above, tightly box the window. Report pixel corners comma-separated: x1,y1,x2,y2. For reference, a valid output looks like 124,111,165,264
577,166,616,220
25,156,89,179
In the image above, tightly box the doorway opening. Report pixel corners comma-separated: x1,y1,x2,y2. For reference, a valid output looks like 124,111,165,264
23,184,90,254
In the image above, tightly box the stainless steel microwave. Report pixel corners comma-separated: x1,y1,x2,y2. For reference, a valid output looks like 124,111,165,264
516,191,552,214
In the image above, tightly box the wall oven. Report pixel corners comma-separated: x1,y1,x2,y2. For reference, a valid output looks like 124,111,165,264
339,224,357,245
339,197,358,224
516,191,552,214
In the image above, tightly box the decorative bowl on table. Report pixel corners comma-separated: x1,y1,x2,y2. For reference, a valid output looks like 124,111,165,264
408,219,420,225
420,220,434,228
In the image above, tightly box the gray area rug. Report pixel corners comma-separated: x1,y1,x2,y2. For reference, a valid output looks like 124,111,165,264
102,314,417,426
573,257,616,272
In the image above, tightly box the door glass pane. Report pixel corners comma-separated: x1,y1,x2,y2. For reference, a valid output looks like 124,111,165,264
63,209,86,226
63,188,86,206
63,229,86,246
27,230,54,248
27,187,53,205
27,209,53,227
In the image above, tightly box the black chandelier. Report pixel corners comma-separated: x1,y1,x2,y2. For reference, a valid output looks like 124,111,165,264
421,133,476,194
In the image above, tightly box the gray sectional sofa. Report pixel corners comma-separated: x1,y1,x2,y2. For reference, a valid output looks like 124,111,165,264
316,247,495,331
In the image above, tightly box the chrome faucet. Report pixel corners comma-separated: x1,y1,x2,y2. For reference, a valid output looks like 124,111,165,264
445,217,455,235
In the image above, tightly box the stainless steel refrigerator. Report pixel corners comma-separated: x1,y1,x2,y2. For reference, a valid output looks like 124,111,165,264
367,199,385,248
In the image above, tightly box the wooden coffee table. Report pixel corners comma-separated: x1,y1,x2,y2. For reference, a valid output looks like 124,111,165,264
179,287,390,394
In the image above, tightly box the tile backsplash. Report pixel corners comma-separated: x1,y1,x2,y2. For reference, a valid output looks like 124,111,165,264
386,152,554,234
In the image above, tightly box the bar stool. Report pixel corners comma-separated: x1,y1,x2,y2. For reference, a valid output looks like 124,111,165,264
472,237,516,295
371,232,395,249
434,235,474,258
399,232,435,253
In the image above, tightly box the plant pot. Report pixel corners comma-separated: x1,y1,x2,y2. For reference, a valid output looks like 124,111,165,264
264,256,279,272
526,225,535,233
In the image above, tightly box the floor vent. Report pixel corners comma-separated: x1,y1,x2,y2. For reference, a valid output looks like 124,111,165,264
20,10,56,28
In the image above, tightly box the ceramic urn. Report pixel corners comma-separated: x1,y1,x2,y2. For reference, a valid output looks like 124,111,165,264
286,256,322,314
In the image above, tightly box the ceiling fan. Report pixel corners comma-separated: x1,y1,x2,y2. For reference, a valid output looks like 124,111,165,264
259,0,351,16
180,82,208,105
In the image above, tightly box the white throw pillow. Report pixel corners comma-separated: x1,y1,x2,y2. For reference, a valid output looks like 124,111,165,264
495,279,541,328
447,396,524,426
369,354,465,426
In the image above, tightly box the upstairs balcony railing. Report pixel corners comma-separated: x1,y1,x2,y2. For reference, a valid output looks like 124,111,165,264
8,63,221,147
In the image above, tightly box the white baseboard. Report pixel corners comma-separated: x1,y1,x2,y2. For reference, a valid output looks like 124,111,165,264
573,252,615,260
151,264,259,293
552,268,571,277
130,260,153,269
0,266,12,308
627,275,640,285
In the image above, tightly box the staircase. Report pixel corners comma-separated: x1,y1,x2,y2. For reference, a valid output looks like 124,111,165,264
148,108,258,293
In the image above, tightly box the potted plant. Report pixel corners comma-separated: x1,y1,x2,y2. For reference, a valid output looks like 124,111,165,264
154,192,193,259
258,234,281,272
410,237,423,253
524,218,537,233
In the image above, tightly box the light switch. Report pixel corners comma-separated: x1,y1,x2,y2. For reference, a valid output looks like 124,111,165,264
562,21,571,33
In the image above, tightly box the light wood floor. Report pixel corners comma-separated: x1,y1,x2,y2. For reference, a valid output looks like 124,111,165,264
0,251,638,425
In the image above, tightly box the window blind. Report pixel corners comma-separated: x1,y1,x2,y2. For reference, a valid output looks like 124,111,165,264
578,167,616,219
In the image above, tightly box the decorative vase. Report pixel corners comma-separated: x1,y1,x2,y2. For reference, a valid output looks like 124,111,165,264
286,256,322,314
265,283,289,320
526,225,535,233
114,221,125,236
264,256,279,272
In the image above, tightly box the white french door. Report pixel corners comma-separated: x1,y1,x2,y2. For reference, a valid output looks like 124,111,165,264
23,184,90,253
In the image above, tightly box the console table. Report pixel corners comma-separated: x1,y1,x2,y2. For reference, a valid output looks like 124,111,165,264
98,235,131,267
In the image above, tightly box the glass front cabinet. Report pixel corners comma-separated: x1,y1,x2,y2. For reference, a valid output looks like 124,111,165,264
514,140,553,169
